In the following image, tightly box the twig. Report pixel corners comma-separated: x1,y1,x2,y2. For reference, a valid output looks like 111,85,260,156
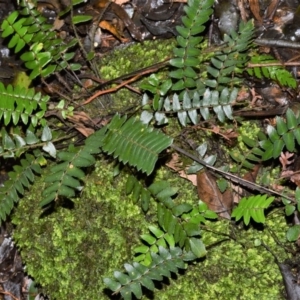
171,144,295,202
248,62,300,67
78,59,170,107
79,74,141,106
254,38,300,49
0,290,20,300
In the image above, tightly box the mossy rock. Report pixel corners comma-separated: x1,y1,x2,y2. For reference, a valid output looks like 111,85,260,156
12,156,290,299
12,159,151,299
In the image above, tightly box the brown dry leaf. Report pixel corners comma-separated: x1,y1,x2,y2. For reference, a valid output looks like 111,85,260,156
265,0,279,20
113,0,130,5
53,18,64,31
99,20,128,42
67,112,97,136
197,171,232,219
75,126,95,137
83,79,94,89
166,152,198,186
249,0,263,24
290,173,300,186
68,111,94,125
279,151,295,170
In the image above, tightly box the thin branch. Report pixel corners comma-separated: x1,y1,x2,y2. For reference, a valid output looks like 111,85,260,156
171,144,295,202
248,62,300,67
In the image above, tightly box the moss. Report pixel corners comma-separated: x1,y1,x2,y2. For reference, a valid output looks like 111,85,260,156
11,157,290,299
12,159,151,299
89,39,176,116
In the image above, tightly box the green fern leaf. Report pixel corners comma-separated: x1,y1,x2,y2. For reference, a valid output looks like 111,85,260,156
247,54,297,88
231,194,274,225
170,0,214,90
102,115,172,175
0,83,49,127
105,246,193,299
41,128,105,206
0,151,43,223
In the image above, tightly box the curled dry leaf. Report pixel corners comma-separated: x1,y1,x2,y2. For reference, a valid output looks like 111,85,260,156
67,111,96,137
249,0,263,24
74,126,95,137
279,151,294,170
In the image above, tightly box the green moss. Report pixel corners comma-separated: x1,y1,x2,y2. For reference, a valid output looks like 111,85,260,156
99,40,175,80
90,39,175,116
12,158,290,299
12,159,150,299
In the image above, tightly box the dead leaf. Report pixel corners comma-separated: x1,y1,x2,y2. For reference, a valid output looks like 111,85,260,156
113,0,130,5
166,152,198,186
75,126,95,137
197,171,232,219
99,20,128,42
249,0,263,24
279,152,295,170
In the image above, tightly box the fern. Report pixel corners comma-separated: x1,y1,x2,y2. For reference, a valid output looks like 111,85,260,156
0,82,49,126
205,20,254,91
125,174,152,212
236,108,300,162
231,194,275,225
40,127,105,206
0,150,44,222
247,54,297,88
141,18,254,125
134,225,176,265
169,0,214,91
0,0,296,297
1,0,82,79
0,125,55,158
134,200,217,265
104,246,197,300
101,114,173,175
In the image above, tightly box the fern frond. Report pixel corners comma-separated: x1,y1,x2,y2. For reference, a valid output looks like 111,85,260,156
247,54,297,88
104,246,197,300
40,128,105,206
101,115,173,175
229,134,263,169
169,0,214,90
125,174,151,212
0,150,44,223
134,225,176,265
0,124,56,159
1,0,81,79
238,109,300,161
205,20,254,88
231,194,274,225
144,20,254,125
